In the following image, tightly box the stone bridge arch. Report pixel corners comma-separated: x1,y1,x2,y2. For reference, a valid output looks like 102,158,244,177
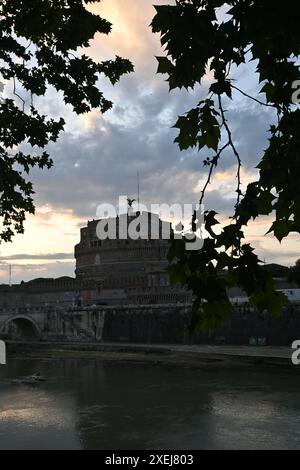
1,315,41,341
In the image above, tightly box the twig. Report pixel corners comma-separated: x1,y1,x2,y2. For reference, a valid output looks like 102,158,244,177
244,45,252,55
218,95,242,208
13,76,25,111
231,84,277,109
226,60,233,79
200,141,230,206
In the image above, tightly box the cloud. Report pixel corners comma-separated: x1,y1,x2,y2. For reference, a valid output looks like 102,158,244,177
0,261,75,284
0,0,298,281
0,253,73,261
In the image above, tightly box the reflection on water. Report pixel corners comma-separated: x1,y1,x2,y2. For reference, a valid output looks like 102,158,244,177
0,358,300,449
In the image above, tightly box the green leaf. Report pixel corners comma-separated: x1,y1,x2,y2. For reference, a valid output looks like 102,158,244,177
156,56,173,75
251,284,287,316
191,299,232,334
268,220,292,242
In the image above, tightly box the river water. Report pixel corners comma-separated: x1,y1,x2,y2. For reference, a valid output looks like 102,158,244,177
0,358,300,450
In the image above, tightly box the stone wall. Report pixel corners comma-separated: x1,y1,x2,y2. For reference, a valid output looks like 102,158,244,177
0,277,96,309
76,303,300,346
2,303,300,346
101,304,191,343
215,304,300,346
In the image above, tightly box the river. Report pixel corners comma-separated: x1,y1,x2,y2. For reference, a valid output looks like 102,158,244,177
0,358,300,449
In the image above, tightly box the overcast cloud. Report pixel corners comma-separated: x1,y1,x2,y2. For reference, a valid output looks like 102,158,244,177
0,0,298,283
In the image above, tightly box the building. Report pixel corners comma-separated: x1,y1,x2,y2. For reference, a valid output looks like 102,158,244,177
0,212,191,309
0,277,95,309
75,212,191,305
1,211,295,309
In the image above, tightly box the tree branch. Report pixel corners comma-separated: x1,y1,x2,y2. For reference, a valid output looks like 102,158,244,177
200,141,230,206
13,76,25,111
218,95,242,209
231,84,277,109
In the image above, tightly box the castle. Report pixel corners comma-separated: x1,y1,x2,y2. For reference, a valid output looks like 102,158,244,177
0,212,191,309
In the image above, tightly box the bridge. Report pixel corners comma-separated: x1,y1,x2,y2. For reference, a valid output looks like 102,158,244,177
0,304,189,343
1,303,298,346
0,306,107,342
0,309,46,340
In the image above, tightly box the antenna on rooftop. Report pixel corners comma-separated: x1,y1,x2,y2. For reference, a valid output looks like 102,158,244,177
137,170,140,212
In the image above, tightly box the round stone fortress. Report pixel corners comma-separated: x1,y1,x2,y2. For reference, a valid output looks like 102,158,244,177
75,212,191,305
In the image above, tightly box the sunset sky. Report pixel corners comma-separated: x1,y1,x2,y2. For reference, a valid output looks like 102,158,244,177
0,0,299,284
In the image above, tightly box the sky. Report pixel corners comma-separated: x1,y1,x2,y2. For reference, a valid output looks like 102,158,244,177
0,0,299,284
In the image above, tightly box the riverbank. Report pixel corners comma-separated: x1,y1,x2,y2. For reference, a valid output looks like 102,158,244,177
5,341,297,370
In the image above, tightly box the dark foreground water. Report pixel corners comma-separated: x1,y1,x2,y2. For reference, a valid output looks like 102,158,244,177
0,358,300,449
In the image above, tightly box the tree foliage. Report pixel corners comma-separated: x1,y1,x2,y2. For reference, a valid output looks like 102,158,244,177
152,0,300,332
0,0,133,242
289,260,300,287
